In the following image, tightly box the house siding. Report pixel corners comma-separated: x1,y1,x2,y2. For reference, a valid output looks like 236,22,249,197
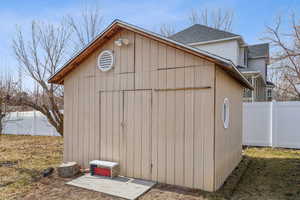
248,58,267,81
192,40,240,65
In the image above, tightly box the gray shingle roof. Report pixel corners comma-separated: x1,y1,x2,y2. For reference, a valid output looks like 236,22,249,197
247,43,269,58
169,24,240,44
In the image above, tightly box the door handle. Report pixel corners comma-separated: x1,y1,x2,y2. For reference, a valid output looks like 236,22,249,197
121,121,126,128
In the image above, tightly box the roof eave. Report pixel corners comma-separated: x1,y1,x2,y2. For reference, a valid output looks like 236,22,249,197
242,71,266,86
227,63,254,90
48,19,121,84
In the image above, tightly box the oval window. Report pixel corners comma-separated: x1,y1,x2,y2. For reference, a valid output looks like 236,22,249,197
222,98,230,129
98,50,114,72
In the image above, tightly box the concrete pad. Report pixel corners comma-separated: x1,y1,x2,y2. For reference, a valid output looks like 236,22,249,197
67,174,156,200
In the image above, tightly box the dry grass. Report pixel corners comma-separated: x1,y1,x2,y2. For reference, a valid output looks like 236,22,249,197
0,135,63,200
1,135,300,200
232,147,300,200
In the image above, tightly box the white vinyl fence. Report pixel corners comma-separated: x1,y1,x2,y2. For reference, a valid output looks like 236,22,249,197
3,102,300,149
243,101,300,149
3,111,60,136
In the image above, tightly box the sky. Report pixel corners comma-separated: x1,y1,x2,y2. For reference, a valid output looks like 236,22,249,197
0,0,299,88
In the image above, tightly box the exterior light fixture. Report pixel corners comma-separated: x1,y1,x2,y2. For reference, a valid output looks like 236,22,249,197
122,38,129,45
114,38,129,47
114,39,122,47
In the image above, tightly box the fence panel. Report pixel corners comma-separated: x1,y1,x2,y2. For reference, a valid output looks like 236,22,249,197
3,102,300,149
243,101,300,149
273,102,300,149
243,102,272,147
3,111,60,136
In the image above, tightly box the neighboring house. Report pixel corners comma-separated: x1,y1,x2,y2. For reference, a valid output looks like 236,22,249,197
49,20,252,192
169,24,273,102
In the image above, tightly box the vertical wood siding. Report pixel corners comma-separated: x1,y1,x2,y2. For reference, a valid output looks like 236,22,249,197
63,28,224,191
214,67,243,190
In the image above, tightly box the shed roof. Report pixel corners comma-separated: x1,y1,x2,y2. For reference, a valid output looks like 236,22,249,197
48,20,252,89
169,24,240,44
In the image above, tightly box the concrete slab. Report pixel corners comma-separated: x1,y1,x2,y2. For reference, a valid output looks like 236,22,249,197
66,174,156,200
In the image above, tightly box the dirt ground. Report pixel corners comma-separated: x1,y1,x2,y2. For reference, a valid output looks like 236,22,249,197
1,135,300,200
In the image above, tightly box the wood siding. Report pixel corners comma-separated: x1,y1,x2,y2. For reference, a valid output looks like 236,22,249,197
214,67,243,190
62,28,235,191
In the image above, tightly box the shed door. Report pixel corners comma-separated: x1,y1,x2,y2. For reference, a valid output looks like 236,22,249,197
122,90,152,179
99,91,123,163
99,90,152,179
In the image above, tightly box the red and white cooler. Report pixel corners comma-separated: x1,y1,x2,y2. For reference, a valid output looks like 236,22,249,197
89,160,120,178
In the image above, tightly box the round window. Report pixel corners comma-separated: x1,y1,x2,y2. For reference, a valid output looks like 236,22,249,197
222,98,230,129
97,50,114,72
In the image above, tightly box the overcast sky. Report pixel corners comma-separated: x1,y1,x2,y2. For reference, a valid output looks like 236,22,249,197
0,0,299,88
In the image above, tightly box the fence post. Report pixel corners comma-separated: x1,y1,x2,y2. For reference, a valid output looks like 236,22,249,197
271,100,277,147
269,101,273,147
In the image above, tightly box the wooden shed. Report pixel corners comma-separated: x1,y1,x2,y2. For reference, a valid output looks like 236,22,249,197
49,20,252,192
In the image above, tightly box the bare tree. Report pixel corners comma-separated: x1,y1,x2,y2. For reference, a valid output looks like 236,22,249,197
0,75,17,134
13,21,69,135
12,7,103,136
189,8,234,31
66,5,103,51
159,24,176,37
264,14,300,100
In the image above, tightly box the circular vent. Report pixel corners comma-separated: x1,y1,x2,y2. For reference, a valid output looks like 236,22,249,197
97,50,114,72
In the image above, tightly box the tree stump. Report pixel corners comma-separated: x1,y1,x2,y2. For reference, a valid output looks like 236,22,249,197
57,162,80,178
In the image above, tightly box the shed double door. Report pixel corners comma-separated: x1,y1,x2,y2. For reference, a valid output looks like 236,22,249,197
99,90,152,180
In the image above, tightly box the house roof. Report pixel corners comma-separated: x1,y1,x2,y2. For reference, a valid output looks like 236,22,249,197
48,19,252,89
247,43,269,59
169,24,240,44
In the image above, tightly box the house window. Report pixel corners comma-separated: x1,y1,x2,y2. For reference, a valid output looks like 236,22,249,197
243,77,252,99
266,88,272,101
222,98,230,129
243,88,252,98
267,88,272,98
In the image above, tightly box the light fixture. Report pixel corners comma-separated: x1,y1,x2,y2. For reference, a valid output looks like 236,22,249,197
114,39,123,47
122,38,129,45
114,38,130,47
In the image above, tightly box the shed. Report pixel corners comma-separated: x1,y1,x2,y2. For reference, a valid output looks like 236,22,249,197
49,20,252,192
